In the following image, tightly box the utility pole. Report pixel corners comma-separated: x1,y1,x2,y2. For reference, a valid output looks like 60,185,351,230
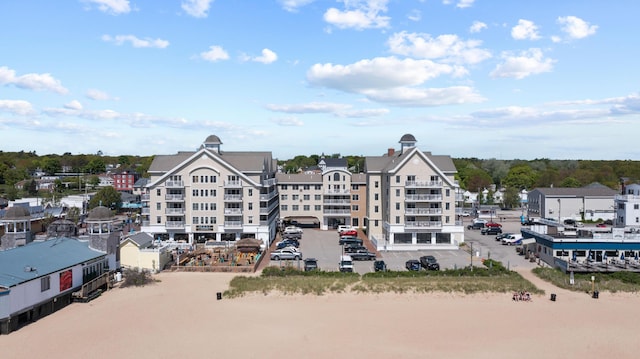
470,242,473,271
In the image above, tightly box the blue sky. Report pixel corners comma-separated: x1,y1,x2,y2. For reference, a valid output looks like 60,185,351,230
1,0,639,160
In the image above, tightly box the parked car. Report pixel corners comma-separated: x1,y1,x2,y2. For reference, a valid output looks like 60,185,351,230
481,227,502,235
275,239,299,249
467,222,485,230
485,222,502,228
303,258,318,271
339,229,358,237
344,244,367,253
283,226,303,234
596,223,607,228
374,260,387,272
419,255,440,271
339,236,363,246
339,255,354,272
270,247,302,260
495,232,513,241
337,225,354,233
501,234,523,245
282,232,302,240
349,250,377,261
405,259,421,271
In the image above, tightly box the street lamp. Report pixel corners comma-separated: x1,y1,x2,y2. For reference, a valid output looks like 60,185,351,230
557,198,561,224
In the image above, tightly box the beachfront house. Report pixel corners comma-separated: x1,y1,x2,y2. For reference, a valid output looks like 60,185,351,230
120,232,172,273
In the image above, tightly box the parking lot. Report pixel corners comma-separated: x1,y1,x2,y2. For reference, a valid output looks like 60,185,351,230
265,219,537,274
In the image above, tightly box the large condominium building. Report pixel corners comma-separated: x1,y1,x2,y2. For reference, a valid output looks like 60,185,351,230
276,158,367,230
140,135,279,248
365,134,464,250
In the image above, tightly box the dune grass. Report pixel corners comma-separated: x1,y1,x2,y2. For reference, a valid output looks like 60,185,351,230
533,267,640,293
224,260,543,297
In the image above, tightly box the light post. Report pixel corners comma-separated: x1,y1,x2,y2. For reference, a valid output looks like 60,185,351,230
557,198,561,224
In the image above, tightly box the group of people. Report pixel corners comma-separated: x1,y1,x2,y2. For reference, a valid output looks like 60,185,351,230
512,291,532,302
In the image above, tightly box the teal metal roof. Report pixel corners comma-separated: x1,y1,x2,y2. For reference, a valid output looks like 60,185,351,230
0,237,105,288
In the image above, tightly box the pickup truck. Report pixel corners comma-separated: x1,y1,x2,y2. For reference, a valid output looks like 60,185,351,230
349,250,376,261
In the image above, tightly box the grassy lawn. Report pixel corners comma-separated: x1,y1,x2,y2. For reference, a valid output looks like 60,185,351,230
533,267,640,293
224,260,543,297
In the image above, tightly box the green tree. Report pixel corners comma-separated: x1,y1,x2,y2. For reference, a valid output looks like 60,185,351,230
4,168,28,185
89,186,121,210
84,158,105,174
118,155,130,166
89,175,100,189
560,177,581,187
502,186,521,209
502,165,538,190
41,157,61,175
27,179,38,196
66,206,81,224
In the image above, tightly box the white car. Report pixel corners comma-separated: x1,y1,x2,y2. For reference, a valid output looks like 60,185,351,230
270,247,302,260
283,226,303,234
337,225,354,234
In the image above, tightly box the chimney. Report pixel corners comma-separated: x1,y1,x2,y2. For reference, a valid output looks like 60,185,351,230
387,148,395,156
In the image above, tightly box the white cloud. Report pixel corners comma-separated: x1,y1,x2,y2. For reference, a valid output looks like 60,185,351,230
363,86,484,107
86,89,112,101
490,48,555,79
251,49,278,64
266,102,351,114
557,16,598,39
102,34,169,48
407,9,421,22
83,0,131,15
511,19,541,40
181,0,213,18
199,46,230,62
278,0,315,12
271,116,304,126
64,100,83,110
337,108,390,118
323,0,390,30
0,99,35,115
443,0,475,9
307,57,457,93
469,21,487,33
0,66,68,94
387,32,492,65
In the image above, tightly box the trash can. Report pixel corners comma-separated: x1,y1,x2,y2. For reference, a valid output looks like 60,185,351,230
550,293,556,301
216,292,222,300
592,291,599,299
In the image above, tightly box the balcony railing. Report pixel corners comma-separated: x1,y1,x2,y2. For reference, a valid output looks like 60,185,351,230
324,199,350,204
405,194,442,202
165,194,184,201
166,221,185,228
325,189,350,195
405,208,442,215
165,208,185,215
141,194,150,201
224,194,243,201
141,220,150,227
224,221,242,228
224,208,243,215
405,180,443,188
405,221,442,228
224,180,242,188
260,202,278,214
165,180,184,188
262,178,277,187
141,208,150,215
323,209,351,214
259,190,278,201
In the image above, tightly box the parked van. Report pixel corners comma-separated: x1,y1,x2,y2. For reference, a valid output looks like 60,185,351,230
339,255,354,272
502,234,523,245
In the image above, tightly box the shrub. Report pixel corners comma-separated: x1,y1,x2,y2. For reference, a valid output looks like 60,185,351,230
120,268,157,287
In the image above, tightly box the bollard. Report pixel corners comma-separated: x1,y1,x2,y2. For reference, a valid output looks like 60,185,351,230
216,292,222,300
592,291,599,299
550,293,556,301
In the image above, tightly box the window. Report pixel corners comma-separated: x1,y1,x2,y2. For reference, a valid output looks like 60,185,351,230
395,175,400,183
333,173,340,181
352,205,359,211
315,185,322,190
303,194,310,200
352,194,359,201
395,203,400,210
248,216,253,224
212,217,216,224
281,185,288,190
315,205,322,211
156,189,161,196
445,203,450,210
248,189,253,196
374,193,379,201
395,216,400,224
282,205,288,211
192,176,198,183
204,189,208,196
315,194,321,201
193,217,199,224
374,220,379,227
635,204,639,210
304,185,310,190
303,205,310,211
446,189,450,197
212,203,216,210
248,203,253,210
352,184,359,190
292,194,299,200
211,175,216,183
375,205,379,213
292,185,299,190
281,194,288,200
41,276,50,292
445,216,450,223
396,189,400,197
292,205,299,211
156,216,161,224
374,181,379,188
193,203,198,211
192,189,198,197
212,189,216,197
156,203,161,210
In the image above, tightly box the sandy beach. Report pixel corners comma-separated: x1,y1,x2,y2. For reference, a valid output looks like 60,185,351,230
1,270,639,359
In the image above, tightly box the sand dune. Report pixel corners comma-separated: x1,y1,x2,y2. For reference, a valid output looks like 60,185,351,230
1,271,638,359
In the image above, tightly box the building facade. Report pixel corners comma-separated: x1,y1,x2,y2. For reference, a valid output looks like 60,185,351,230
615,183,640,228
527,184,617,223
141,135,279,249
364,134,464,250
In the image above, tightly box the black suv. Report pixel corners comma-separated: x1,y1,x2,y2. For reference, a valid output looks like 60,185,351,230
344,244,367,253
419,255,440,271
374,260,387,272
467,222,485,230
405,259,421,271
303,258,318,271
481,227,502,235
339,236,363,246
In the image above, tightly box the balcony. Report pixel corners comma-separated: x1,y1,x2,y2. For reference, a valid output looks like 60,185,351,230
224,194,243,201
165,180,184,188
166,220,185,228
141,194,150,201
259,201,278,214
259,189,278,201
325,189,350,195
224,208,243,215
324,198,350,204
405,221,442,228
323,209,351,215
224,180,242,188
405,208,442,215
165,208,185,215
405,180,443,188
141,208,150,215
141,220,150,227
405,194,442,202
262,178,277,187
165,194,184,201
224,221,242,228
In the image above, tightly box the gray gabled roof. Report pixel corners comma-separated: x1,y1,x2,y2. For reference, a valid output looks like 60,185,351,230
123,232,154,248
276,173,323,184
0,238,105,288
531,186,617,197
320,158,347,168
